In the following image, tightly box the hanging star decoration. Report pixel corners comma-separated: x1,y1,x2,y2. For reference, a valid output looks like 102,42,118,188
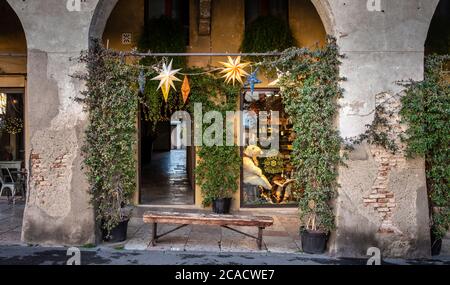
138,69,146,94
219,56,250,85
181,75,191,104
268,68,286,87
244,68,262,95
151,59,182,102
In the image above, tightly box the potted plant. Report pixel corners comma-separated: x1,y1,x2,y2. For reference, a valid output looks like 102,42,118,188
196,145,241,215
76,42,139,244
430,206,449,256
101,201,133,243
300,200,330,254
211,193,233,215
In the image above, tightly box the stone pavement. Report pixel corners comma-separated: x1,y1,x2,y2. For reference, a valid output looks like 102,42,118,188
2,200,449,260
0,199,24,245
0,245,449,265
124,208,302,253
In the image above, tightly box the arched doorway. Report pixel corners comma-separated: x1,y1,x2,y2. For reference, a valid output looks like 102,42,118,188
92,0,328,208
0,0,27,244
425,0,450,55
424,0,450,255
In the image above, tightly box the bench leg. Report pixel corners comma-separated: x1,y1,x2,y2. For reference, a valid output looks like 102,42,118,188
257,227,264,250
151,222,158,246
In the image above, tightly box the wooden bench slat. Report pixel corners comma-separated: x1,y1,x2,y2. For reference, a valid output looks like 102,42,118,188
143,211,274,227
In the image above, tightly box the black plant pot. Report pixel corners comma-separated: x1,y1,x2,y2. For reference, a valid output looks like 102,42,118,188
102,219,129,243
431,237,442,256
212,198,232,214
300,227,329,254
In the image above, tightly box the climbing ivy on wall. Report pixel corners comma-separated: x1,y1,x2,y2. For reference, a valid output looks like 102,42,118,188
78,37,344,234
400,55,450,240
76,41,139,234
262,37,344,232
241,16,296,54
139,16,187,68
187,72,241,206
138,16,187,130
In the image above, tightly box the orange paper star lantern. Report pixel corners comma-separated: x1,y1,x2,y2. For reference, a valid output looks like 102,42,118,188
181,75,191,104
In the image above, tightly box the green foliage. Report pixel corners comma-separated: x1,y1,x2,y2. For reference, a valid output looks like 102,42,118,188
140,67,184,130
262,37,344,232
189,72,241,206
79,36,344,233
241,16,296,54
400,55,450,239
138,16,187,130
349,105,399,154
138,16,187,67
75,41,139,235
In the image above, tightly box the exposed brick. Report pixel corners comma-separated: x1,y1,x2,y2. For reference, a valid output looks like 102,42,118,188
369,194,387,199
377,198,389,203
377,208,390,212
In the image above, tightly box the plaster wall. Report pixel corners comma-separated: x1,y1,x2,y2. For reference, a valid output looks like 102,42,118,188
2,0,439,258
323,0,440,258
6,0,97,245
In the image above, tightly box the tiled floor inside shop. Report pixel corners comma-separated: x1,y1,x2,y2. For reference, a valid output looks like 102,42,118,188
140,150,194,205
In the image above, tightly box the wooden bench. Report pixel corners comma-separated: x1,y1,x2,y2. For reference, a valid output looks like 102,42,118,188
143,211,274,250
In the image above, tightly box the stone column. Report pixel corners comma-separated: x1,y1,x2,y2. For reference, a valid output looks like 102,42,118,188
327,0,439,258
7,0,100,245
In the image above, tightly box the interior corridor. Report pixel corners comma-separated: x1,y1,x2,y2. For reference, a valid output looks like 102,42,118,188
140,150,194,205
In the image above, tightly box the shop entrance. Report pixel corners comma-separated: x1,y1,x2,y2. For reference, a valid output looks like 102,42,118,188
139,113,195,205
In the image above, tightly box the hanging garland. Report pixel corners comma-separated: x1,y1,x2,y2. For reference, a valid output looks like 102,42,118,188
0,117,24,135
78,37,344,235
261,37,344,232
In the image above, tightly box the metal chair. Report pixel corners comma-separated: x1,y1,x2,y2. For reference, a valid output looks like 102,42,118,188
0,168,23,204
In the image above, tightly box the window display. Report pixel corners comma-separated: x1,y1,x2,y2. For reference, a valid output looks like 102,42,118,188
241,89,296,206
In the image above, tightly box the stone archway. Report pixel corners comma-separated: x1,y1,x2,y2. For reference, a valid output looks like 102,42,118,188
89,0,121,40
310,0,335,36
0,0,28,245
425,0,450,55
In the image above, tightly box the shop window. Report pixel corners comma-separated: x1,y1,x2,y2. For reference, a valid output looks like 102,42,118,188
0,91,24,162
145,0,190,45
245,0,289,25
241,89,296,206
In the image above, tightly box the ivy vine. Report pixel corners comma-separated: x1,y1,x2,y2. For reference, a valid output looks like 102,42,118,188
188,73,241,206
400,55,450,240
75,41,139,235
262,37,344,232
241,15,296,54
349,104,399,154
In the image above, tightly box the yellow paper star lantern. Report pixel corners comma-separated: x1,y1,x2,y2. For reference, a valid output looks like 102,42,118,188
219,56,250,85
151,59,182,102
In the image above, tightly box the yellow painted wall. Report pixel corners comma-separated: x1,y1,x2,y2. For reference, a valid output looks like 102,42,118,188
0,0,27,86
289,0,326,48
103,0,325,209
102,0,145,51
